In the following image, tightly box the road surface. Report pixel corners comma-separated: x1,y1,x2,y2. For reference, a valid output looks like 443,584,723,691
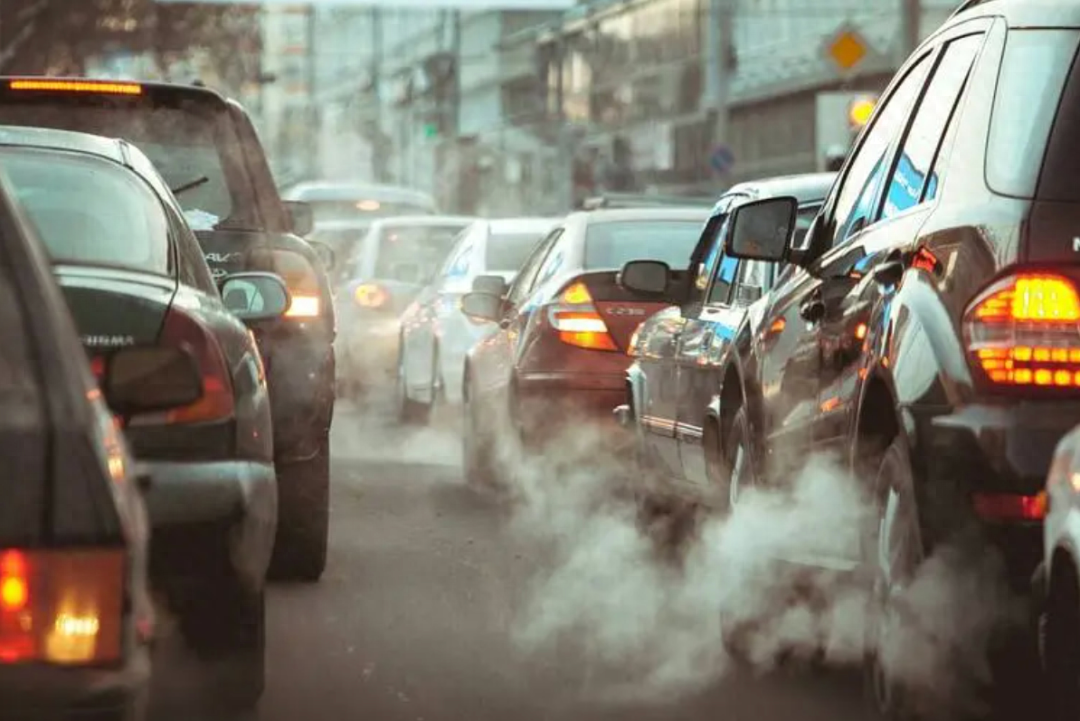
149,401,868,721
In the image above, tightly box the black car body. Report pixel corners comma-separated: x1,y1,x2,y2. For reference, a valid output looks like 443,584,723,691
0,77,337,581
616,173,834,510
0,125,292,709
713,3,1080,715
0,146,168,720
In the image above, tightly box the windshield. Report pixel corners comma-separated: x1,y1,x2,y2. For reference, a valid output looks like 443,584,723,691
0,99,253,231
483,231,547,272
584,220,704,270
374,223,468,282
0,147,170,274
309,200,433,224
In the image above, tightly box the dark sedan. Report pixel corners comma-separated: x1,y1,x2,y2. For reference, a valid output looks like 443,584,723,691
0,135,207,719
0,77,337,582
0,125,290,711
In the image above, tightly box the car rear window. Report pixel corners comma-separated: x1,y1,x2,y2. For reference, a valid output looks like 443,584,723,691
374,224,469,281
0,91,256,230
0,148,171,274
584,220,704,270
484,232,546,272
986,29,1080,198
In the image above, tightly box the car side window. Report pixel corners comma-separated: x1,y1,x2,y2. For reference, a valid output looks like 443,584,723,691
685,213,727,307
439,226,478,288
830,53,932,247
168,206,217,294
732,258,769,305
881,34,983,220
705,246,740,306
507,229,561,307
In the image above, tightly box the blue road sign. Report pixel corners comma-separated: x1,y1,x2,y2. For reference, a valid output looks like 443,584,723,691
710,145,735,175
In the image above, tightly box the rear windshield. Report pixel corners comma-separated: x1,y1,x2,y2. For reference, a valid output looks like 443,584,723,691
309,200,433,224
484,232,546,271
0,94,256,230
0,147,170,274
584,220,704,270
374,224,469,281
987,29,1080,198
1035,31,1080,202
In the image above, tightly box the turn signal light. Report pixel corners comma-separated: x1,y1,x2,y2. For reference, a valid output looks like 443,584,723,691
963,273,1080,387
354,283,389,309
549,281,618,352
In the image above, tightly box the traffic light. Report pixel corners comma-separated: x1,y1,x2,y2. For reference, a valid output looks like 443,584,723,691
848,96,876,129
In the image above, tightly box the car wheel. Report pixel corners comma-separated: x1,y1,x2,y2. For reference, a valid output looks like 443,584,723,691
863,437,924,721
269,438,330,582
1045,564,1080,721
397,353,431,425
721,406,755,510
463,380,496,488
176,583,265,712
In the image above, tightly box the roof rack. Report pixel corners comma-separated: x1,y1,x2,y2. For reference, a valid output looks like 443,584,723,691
580,193,715,210
950,0,993,19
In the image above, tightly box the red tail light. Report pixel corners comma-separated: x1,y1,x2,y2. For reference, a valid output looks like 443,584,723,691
0,548,126,665
153,309,234,425
547,281,618,352
972,492,1047,522
963,273,1080,388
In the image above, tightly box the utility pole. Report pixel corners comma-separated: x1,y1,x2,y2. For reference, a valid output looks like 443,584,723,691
703,0,733,184
306,5,318,180
901,0,922,57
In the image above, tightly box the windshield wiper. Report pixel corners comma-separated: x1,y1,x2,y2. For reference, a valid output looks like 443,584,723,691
171,176,210,196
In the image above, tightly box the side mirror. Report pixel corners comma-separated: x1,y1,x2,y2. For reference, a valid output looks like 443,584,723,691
472,274,509,297
220,272,291,322
102,346,203,418
726,196,798,263
618,259,671,295
308,239,335,271
284,200,314,237
460,291,503,323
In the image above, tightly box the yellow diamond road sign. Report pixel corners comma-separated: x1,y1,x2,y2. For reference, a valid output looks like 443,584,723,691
828,28,868,72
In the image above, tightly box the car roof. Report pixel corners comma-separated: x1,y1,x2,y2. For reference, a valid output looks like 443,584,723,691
0,124,127,165
486,217,559,233
285,181,437,205
574,207,713,225
952,0,1080,28
723,172,837,207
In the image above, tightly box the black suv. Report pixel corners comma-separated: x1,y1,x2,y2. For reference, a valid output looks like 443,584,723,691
0,78,337,581
715,1,1080,716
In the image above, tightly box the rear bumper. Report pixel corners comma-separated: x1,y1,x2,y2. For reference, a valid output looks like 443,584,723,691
516,372,631,447
141,459,277,593
0,647,149,721
918,399,1080,592
336,317,399,383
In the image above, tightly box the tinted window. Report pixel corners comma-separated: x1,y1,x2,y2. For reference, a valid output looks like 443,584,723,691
988,29,1079,199
882,35,982,219
507,230,561,306
584,220,704,270
1035,33,1080,202
1,148,170,274
0,102,249,229
831,55,931,246
374,224,469,281
484,232,547,272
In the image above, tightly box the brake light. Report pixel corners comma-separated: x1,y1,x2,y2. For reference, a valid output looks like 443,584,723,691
548,281,618,352
8,79,142,95
963,273,1080,387
0,548,125,665
354,283,389,309
147,308,232,426
972,492,1047,522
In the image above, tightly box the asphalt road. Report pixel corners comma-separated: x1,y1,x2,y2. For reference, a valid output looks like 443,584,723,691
148,400,869,721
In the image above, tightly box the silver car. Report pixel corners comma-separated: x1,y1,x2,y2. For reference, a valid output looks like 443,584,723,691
396,217,558,423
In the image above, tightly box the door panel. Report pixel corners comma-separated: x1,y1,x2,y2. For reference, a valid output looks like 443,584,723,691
639,308,687,475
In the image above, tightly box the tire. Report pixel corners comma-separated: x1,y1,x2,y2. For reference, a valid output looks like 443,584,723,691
176,584,266,712
268,438,330,582
1045,565,1080,721
396,352,431,425
863,437,924,721
462,378,496,488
